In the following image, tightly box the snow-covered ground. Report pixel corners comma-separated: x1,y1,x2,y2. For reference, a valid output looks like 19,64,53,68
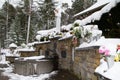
95,61,120,80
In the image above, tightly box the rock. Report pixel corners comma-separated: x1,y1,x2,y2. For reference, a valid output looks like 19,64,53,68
0,64,9,68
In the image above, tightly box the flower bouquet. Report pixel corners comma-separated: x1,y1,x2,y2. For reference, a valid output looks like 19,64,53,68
99,46,114,69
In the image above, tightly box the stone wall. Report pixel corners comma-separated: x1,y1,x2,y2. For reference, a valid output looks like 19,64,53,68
34,42,51,56
17,37,101,80
6,56,19,63
74,47,100,80
19,42,51,57
19,51,38,57
57,37,73,70
57,37,100,80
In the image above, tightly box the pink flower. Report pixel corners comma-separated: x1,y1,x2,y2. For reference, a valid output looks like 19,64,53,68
99,50,104,54
104,49,110,56
99,46,106,54
99,46,111,56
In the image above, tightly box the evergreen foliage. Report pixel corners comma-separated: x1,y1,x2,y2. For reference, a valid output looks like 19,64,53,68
37,0,55,30
0,0,96,47
72,0,84,14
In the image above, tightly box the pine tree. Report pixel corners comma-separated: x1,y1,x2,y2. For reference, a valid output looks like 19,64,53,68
83,0,97,9
72,0,84,14
37,0,55,30
16,0,35,43
0,10,6,47
0,1,16,47
9,13,25,45
72,0,96,15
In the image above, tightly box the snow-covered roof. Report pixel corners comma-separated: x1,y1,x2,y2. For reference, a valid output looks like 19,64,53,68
1,49,10,54
37,28,56,36
36,28,59,41
9,43,17,48
74,0,111,17
77,0,120,26
61,24,73,31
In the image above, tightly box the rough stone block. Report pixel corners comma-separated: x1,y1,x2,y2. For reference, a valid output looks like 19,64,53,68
91,74,98,80
0,64,9,68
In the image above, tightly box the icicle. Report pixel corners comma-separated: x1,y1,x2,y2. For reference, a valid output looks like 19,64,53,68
72,47,75,61
33,64,37,74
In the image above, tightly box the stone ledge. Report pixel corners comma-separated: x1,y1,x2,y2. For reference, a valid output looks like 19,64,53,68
75,46,100,51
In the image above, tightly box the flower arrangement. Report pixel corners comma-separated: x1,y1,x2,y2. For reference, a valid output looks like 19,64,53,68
99,46,115,69
73,23,80,27
115,44,120,61
71,23,92,42
73,27,82,39
49,31,62,39
99,46,110,56
61,28,69,33
84,29,92,38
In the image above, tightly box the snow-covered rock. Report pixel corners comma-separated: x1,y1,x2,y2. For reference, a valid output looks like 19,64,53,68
9,43,17,48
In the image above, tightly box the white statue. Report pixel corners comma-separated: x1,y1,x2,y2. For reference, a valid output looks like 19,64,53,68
54,6,62,17
54,4,62,33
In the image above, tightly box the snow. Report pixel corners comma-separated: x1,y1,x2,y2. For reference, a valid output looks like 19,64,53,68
1,49,10,54
78,37,120,80
60,24,102,40
74,0,111,17
76,35,120,80
37,28,56,37
33,41,50,45
9,43,17,48
0,49,17,57
78,37,120,56
0,54,56,80
80,0,120,26
83,25,102,37
17,44,35,52
0,1,120,80
61,24,73,31
0,55,9,64
94,38,120,55
36,28,59,41
22,56,45,61
59,33,73,40
95,62,120,80
1,66,57,80
17,48,35,52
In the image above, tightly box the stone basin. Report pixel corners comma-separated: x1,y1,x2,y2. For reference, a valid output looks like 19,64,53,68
14,58,53,76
